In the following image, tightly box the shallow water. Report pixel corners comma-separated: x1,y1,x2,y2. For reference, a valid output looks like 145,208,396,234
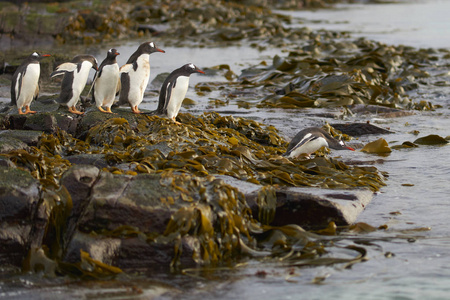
279,0,450,49
1,1,450,299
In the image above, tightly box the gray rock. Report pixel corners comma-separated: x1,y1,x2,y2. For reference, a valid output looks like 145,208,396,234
0,129,42,146
0,166,40,265
216,175,373,229
248,186,373,229
0,135,29,153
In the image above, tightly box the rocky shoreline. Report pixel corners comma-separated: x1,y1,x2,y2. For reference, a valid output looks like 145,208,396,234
1,0,447,278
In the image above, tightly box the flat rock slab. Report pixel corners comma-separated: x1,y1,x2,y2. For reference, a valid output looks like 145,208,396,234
216,175,373,229
331,122,393,137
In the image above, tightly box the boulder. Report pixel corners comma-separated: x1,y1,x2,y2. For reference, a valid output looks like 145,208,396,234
0,166,40,266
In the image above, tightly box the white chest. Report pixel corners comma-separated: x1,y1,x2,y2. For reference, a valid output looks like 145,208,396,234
166,76,190,119
289,136,328,158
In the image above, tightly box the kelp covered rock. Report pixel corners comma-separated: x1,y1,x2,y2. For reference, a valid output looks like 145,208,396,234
237,40,437,111
0,108,386,273
65,170,254,269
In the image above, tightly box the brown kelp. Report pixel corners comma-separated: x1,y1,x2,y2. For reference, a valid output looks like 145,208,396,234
0,111,386,275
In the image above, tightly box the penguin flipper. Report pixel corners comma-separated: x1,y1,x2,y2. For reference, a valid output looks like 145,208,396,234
34,85,39,100
115,77,121,96
10,72,21,106
51,62,77,78
119,64,133,74
10,81,17,106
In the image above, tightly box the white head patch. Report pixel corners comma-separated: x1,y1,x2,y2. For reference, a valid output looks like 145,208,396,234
339,140,345,146
32,52,39,57
108,49,113,53
149,42,155,48
188,63,195,70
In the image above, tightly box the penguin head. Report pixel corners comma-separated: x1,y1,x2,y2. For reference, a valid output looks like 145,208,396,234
182,63,205,75
140,42,165,54
107,48,120,58
29,52,51,61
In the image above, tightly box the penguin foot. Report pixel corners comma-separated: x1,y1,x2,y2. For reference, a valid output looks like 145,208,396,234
131,106,141,114
69,106,84,115
98,106,113,114
172,117,181,125
24,106,36,114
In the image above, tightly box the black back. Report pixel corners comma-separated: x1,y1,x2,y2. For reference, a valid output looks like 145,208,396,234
118,73,131,106
58,71,75,103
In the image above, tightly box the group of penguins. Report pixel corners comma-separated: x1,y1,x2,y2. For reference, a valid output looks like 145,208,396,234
10,41,204,123
10,41,354,158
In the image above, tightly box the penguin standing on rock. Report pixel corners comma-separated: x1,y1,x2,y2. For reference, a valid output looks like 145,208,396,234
118,42,165,114
284,127,355,159
150,63,204,124
10,52,51,114
92,48,120,113
51,55,98,115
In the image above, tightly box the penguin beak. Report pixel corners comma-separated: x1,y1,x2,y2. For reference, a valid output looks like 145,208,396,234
156,48,165,53
196,68,205,74
115,51,120,56
346,146,355,151
42,54,51,57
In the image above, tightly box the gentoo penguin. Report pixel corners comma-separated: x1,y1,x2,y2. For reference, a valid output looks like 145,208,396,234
92,48,120,113
51,55,98,115
10,52,51,114
152,63,204,123
284,127,355,158
118,42,165,114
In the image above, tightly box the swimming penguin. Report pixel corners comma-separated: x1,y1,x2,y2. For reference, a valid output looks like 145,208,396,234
10,52,51,114
51,55,98,115
117,42,165,114
151,63,204,123
92,48,120,113
284,127,355,158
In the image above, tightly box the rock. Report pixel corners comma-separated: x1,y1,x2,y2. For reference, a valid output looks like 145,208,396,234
247,186,373,229
216,175,373,229
331,122,393,137
7,107,80,135
59,165,100,252
0,166,41,266
65,154,110,169
76,109,140,140
0,130,42,146
0,135,29,153
78,172,188,235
